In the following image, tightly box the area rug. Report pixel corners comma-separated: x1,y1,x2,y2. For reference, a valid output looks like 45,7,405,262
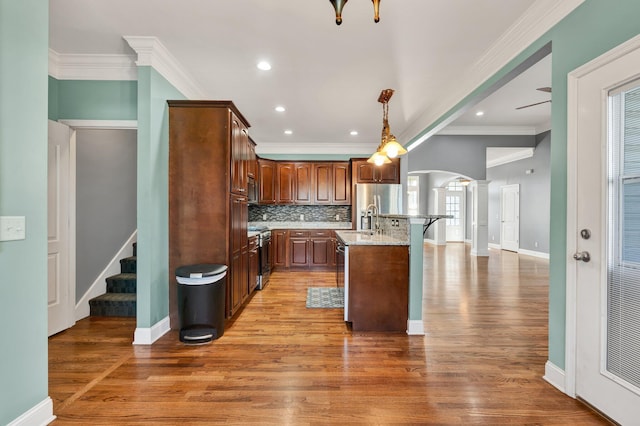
306,287,344,308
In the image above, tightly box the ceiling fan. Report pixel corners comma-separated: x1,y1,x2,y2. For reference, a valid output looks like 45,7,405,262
516,87,552,110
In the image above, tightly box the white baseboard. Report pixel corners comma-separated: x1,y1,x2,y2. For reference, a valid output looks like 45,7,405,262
7,397,55,426
543,360,566,394
407,320,425,335
518,248,550,259
424,238,436,245
75,230,137,321
488,243,501,250
133,316,170,345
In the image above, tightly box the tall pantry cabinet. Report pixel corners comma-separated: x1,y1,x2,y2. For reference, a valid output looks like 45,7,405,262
168,100,251,328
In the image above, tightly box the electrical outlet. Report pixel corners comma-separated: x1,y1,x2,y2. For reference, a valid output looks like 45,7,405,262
534,241,538,248
492,235,495,241
300,214,304,221
335,214,340,221
263,213,267,221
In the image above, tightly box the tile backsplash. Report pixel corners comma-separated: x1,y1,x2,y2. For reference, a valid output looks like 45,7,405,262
249,205,351,223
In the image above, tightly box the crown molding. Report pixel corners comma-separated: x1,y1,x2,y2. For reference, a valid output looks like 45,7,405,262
49,49,137,80
255,142,375,156
59,120,138,130
123,36,205,100
486,147,535,168
402,0,584,150
437,125,538,136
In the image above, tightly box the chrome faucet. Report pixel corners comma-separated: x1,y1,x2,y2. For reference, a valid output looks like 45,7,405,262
366,203,380,233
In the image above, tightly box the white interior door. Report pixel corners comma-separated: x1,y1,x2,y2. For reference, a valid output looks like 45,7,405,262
445,190,464,242
570,37,640,425
48,120,75,336
500,184,519,252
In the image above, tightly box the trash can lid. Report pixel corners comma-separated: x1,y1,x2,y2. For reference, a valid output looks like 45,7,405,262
176,263,228,279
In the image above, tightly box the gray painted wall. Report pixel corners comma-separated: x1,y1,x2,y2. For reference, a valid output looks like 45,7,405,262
487,131,550,253
76,129,137,302
408,134,536,179
408,133,547,246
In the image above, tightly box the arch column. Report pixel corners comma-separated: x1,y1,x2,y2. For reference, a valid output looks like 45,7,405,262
432,187,447,245
470,180,490,256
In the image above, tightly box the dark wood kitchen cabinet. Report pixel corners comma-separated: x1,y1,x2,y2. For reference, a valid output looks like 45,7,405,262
230,114,250,195
230,194,249,314
259,159,276,204
289,230,310,268
309,230,335,268
258,160,350,206
351,158,400,184
168,100,252,327
276,163,295,203
313,163,332,204
272,230,288,268
332,162,351,204
248,235,259,292
247,137,257,179
272,229,336,270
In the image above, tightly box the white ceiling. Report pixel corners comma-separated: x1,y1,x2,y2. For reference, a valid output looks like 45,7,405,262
49,1,568,154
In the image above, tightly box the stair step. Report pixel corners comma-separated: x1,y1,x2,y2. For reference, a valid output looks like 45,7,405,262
89,293,136,317
120,256,137,273
106,273,137,293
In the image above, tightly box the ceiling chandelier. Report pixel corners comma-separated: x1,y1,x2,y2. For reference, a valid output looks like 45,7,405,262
367,89,407,166
329,0,381,25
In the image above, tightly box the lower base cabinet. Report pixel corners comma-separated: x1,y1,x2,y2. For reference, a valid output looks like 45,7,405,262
347,244,408,332
272,229,337,271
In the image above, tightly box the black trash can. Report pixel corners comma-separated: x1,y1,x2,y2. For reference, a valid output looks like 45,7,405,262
176,263,227,344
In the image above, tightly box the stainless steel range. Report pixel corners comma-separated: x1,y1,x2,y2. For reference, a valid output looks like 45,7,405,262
249,226,271,290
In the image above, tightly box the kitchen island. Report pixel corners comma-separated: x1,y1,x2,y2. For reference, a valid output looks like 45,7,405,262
335,230,409,332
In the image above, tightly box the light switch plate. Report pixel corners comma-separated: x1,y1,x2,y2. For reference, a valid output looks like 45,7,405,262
0,216,26,241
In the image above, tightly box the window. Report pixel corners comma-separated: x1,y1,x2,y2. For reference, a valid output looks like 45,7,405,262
407,175,419,215
607,80,640,388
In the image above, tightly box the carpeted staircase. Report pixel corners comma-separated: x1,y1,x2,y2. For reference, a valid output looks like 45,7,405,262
89,242,137,317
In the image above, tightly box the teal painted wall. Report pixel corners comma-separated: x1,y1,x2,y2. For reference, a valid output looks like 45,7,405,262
0,0,50,424
48,77,137,121
406,0,640,370
136,67,185,328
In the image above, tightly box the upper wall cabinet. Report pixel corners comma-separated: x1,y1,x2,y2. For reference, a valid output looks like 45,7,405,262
230,114,250,195
259,160,351,205
351,158,400,184
258,159,276,204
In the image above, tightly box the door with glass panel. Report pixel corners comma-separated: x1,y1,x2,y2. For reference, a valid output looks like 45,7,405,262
573,42,640,425
445,181,465,242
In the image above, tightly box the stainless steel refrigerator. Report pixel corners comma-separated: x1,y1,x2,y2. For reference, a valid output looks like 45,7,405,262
355,183,403,230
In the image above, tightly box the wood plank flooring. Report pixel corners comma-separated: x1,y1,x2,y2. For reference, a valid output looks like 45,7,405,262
49,243,610,424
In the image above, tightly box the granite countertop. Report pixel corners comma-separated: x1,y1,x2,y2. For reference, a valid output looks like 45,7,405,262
250,221,353,230
378,214,453,220
248,230,260,238
335,230,409,246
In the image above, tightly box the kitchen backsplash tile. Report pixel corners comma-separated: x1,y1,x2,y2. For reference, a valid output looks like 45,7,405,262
249,205,351,223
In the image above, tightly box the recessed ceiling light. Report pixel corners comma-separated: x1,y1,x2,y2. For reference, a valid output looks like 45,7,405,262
284,130,293,135
350,130,358,136
257,61,271,71
275,106,286,112
476,111,484,116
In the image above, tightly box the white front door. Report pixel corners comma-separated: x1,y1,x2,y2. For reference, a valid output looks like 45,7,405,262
569,36,640,424
500,184,519,252
48,120,75,336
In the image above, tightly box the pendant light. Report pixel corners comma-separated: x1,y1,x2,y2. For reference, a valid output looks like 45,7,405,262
329,0,381,25
367,89,407,165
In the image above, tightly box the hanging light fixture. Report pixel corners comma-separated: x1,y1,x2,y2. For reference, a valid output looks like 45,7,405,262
329,0,381,25
367,88,407,166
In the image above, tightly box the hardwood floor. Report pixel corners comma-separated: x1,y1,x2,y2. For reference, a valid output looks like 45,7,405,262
49,243,609,424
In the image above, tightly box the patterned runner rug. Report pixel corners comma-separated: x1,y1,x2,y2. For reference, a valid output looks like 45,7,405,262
306,287,344,308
